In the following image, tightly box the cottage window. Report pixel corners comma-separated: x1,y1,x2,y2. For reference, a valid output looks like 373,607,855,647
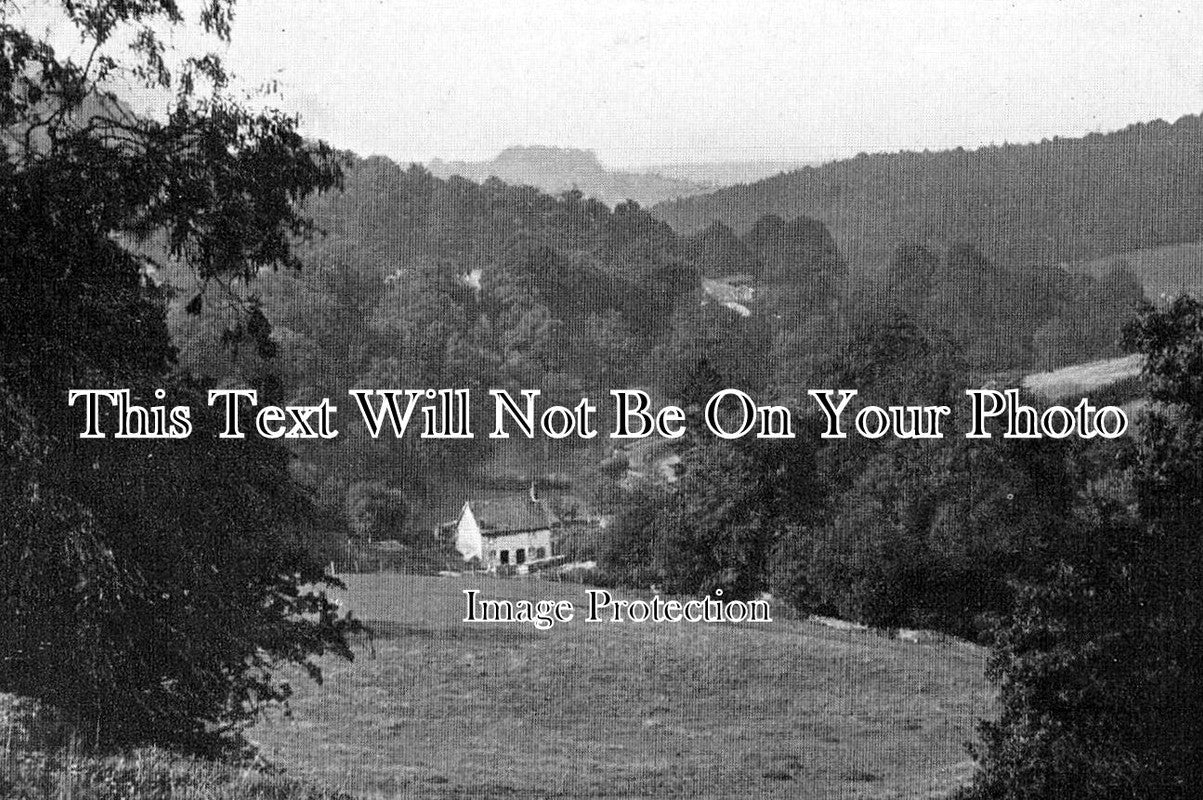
533,547,546,560
515,548,526,565
499,550,510,565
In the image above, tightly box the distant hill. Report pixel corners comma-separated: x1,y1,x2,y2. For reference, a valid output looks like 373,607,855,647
1075,241,1203,301
427,146,713,207
637,159,816,187
652,115,1203,268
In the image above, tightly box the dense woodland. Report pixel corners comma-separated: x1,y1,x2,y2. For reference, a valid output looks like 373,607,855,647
5,3,1203,796
170,151,1145,542
654,115,1203,268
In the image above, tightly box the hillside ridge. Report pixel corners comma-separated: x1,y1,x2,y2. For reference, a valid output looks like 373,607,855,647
652,114,1203,268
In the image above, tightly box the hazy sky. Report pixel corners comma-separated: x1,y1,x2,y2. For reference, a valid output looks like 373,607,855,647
28,0,1203,167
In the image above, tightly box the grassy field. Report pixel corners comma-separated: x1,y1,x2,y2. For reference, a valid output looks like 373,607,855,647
250,574,991,799
1021,353,1144,402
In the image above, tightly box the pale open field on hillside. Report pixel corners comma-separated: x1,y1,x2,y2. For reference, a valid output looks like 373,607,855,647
251,574,991,799
1022,353,1144,401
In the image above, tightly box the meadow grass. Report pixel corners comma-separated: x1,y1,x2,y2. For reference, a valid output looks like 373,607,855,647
249,573,991,799
0,736,354,800
1021,353,1144,401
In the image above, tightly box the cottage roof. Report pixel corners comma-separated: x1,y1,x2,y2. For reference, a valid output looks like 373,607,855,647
464,496,559,536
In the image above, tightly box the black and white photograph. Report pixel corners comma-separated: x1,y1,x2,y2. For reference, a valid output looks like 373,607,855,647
2,1,1203,797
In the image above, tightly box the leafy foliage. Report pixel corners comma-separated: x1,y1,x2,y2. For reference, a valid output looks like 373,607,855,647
963,296,1203,798
0,1,353,752
600,409,824,600
768,317,1079,637
345,480,408,541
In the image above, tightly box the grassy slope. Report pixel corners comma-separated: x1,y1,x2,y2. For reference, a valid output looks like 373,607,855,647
251,574,991,799
1022,353,1144,401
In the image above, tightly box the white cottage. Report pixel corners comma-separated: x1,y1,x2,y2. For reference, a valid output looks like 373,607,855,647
453,489,558,570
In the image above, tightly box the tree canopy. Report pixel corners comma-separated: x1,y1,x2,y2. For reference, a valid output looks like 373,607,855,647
0,0,354,752
963,296,1203,798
